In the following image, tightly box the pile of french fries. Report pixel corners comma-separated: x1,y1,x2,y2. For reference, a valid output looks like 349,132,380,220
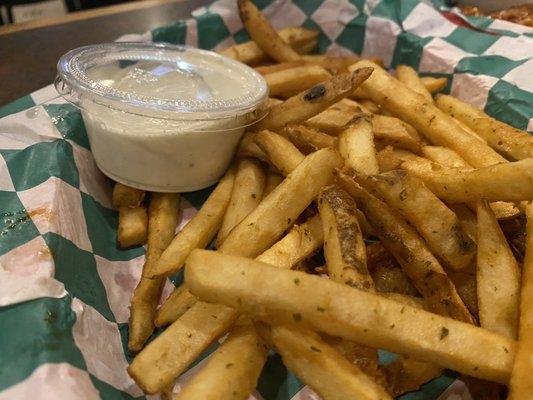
112,1,533,398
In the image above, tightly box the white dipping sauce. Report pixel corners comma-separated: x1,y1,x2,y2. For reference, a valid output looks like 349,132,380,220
56,44,268,192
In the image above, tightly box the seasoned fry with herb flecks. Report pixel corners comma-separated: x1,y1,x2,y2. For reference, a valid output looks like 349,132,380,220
421,146,471,169
280,124,336,153
396,65,432,102
337,170,474,324
264,65,331,98
217,159,265,247
420,76,447,94
338,115,379,175
154,284,197,328
219,27,317,65
355,171,476,271
145,166,235,278
254,68,373,132
129,193,180,351
112,183,145,207
350,60,506,168
186,250,514,384
254,130,305,176
238,0,300,62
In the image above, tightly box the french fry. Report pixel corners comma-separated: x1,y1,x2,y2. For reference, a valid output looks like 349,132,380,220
117,206,148,248
355,171,476,271
305,108,355,135
350,60,506,167
371,114,425,153
255,60,308,75
338,115,379,175
254,68,373,132
145,167,235,278
383,356,444,397
508,202,533,398
154,284,197,328
267,97,283,107
263,169,284,196
337,170,474,323
129,193,180,351
355,208,377,238
280,124,336,153
185,250,515,384
219,27,318,65
448,203,477,243
256,214,323,270
112,183,145,207
237,132,268,161
128,301,238,394
359,99,380,114
217,159,265,247
420,76,447,94
421,145,471,169
380,292,426,310
174,320,268,400
396,65,432,102
264,65,331,98
254,130,305,176
219,148,342,257
435,94,533,160
300,55,361,74
366,241,396,272
477,200,520,339
376,146,429,172
319,185,374,290
401,158,533,203
448,271,478,318
257,324,392,400
238,0,300,62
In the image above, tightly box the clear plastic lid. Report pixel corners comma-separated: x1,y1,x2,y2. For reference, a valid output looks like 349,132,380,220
55,42,269,122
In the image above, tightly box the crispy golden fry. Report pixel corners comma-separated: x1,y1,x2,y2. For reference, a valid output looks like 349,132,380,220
146,167,235,278
448,203,477,243
257,214,323,270
421,146,471,169
128,301,238,394
448,271,478,318
154,284,197,328
217,159,265,246
477,200,520,339
436,94,533,160
237,132,268,161
420,76,447,94
219,148,341,258
112,183,145,207
350,60,506,167
452,116,487,144
508,202,533,399
356,171,476,271
338,115,379,175
383,356,444,397
305,108,355,135
376,146,429,172
254,68,373,132
186,250,514,384
280,124,336,153
174,321,268,400
129,193,180,351
263,169,284,196
118,206,148,248
371,114,424,153
319,185,374,290
355,208,377,238
267,97,283,107
401,158,533,203
254,130,305,176
219,27,318,65
264,65,331,98
258,324,392,400
396,65,432,102
237,0,300,62
380,293,426,309
337,170,474,323
359,99,380,114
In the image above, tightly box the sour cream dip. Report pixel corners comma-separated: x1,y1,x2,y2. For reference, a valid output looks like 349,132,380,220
55,43,268,192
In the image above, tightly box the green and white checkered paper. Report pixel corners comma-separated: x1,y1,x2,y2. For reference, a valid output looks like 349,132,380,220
1,0,532,399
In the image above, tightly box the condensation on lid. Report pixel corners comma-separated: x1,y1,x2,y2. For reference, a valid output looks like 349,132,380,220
55,42,269,120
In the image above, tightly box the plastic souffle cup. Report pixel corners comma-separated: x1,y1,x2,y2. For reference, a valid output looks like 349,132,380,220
55,42,269,192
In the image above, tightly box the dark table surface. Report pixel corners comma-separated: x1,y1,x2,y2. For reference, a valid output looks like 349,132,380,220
0,0,212,107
